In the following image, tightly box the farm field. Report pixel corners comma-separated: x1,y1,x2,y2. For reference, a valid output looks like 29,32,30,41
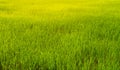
0,0,120,70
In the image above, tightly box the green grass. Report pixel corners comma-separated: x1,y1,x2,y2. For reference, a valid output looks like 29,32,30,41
0,0,120,70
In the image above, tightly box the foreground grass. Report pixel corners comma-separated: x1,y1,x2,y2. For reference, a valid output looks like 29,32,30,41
0,0,120,70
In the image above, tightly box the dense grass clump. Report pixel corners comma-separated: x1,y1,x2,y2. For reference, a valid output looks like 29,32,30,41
0,15,120,70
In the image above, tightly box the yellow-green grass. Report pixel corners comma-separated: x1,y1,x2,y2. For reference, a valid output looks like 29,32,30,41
0,0,120,70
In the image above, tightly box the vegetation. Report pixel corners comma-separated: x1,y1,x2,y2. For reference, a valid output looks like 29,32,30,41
0,0,120,70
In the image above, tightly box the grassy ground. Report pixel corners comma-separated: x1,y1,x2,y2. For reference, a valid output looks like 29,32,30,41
0,0,120,70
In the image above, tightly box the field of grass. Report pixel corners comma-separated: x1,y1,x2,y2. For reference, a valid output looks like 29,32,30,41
0,0,120,70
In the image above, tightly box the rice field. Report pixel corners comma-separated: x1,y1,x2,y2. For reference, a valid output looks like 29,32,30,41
0,0,120,70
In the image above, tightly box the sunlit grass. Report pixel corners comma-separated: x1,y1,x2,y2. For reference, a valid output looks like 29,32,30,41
0,0,108,17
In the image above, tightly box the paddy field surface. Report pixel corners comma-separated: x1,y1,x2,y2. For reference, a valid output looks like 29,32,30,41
0,0,120,70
